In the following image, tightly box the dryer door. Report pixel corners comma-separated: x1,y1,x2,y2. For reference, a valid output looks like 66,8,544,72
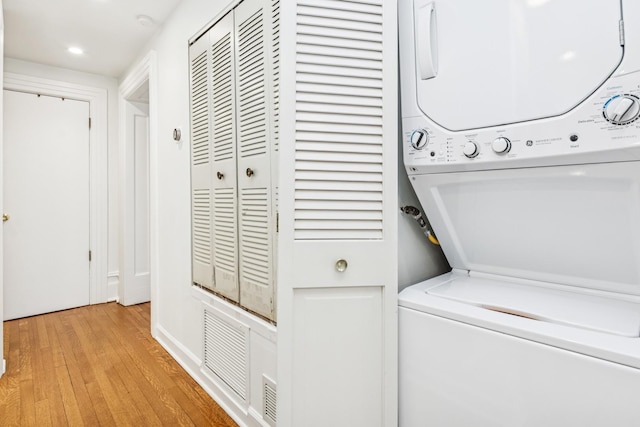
413,0,623,131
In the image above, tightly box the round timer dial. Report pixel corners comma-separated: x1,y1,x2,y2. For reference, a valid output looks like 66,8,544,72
463,141,479,158
603,94,640,125
410,129,429,150
492,137,511,154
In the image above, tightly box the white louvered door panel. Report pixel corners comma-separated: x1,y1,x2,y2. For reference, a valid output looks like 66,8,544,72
235,0,276,321
294,0,384,241
286,0,395,288
210,13,240,302
190,34,215,289
277,0,398,426
270,0,280,319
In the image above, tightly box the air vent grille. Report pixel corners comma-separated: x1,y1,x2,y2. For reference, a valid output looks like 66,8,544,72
203,305,248,400
263,375,277,427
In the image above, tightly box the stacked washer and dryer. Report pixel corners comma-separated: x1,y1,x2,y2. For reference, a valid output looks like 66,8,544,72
398,0,640,426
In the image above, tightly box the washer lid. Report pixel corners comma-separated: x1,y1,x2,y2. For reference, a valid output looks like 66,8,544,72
411,162,640,297
413,0,623,131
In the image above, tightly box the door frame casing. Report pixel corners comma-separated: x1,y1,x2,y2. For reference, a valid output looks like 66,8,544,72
3,72,109,305
118,51,159,334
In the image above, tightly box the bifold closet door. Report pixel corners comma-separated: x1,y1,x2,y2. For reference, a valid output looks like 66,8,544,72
190,34,215,290
235,0,276,320
210,13,240,302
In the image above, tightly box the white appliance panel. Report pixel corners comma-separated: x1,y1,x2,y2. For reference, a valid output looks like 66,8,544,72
403,69,640,174
410,161,640,296
412,0,623,131
399,306,640,427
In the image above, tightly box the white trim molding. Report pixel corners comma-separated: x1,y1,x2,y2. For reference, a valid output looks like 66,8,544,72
4,72,110,305
107,270,120,302
0,3,6,378
118,51,159,334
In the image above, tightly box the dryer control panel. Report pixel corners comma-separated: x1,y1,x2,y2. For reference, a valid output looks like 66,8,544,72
404,72,640,174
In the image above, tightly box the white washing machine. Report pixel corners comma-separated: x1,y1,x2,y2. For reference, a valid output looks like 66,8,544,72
398,0,640,426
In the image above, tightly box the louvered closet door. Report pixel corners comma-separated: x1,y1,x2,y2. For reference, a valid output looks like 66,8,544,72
190,34,214,289
278,0,398,425
235,0,276,320
270,0,280,318
210,13,240,302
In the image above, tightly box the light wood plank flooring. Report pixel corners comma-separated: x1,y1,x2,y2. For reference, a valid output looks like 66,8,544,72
0,302,238,427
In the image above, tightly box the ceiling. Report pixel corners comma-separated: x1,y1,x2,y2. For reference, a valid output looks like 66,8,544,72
3,0,183,78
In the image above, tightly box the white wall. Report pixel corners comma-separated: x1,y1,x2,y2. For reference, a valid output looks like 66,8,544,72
397,137,450,291
3,58,120,300
121,0,233,362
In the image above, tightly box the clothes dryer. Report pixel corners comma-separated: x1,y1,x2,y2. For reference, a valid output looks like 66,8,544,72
398,0,640,425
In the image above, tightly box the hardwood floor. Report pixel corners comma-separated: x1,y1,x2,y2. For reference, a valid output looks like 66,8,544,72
0,302,238,427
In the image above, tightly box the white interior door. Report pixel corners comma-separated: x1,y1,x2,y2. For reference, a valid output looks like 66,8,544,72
120,99,150,306
3,90,90,320
133,105,150,302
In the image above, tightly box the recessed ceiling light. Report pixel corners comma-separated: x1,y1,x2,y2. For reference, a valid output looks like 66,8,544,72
136,14,154,27
527,0,550,7
68,46,84,55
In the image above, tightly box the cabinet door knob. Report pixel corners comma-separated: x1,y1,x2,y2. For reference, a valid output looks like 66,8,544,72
246,168,254,177
2,213,9,222
335,259,348,272
216,171,224,180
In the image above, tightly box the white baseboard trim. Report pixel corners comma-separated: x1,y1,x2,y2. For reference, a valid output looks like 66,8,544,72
107,271,119,302
154,324,268,427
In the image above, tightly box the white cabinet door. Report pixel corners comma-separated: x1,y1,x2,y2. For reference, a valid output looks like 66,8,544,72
190,35,215,290
190,1,277,319
3,90,90,320
277,0,398,425
210,12,240,302
235,0,276,320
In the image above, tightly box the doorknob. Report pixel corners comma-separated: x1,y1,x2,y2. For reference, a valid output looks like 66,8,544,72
3,213,9,222
246,168,254,177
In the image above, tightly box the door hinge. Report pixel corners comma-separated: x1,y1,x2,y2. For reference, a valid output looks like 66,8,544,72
89,117,92,129
276,212,279,232
89,250,92,262
619,19,625,46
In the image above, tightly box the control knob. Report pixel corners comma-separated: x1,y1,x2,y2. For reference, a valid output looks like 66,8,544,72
603,94,640,125
492,137,511,154
463,141,479,158
410,129,429,150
